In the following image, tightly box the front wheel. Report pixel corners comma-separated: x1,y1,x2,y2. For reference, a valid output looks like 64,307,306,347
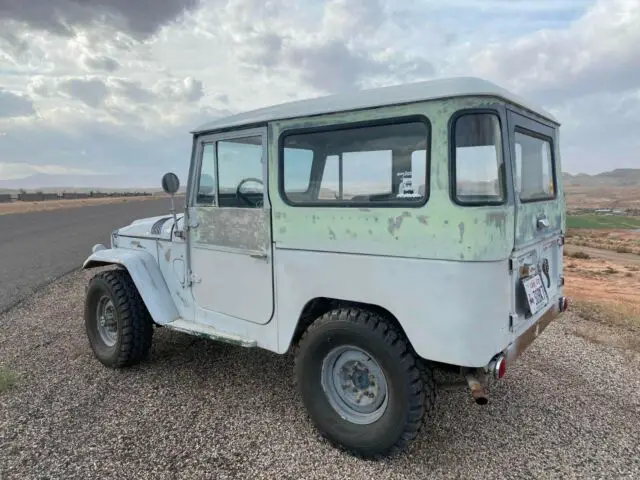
84,269,154,368
294,307,435,458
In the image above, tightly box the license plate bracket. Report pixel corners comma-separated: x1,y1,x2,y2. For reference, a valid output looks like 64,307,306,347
521,273,549,316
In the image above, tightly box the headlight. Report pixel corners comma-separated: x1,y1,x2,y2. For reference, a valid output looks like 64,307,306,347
111,230,119,248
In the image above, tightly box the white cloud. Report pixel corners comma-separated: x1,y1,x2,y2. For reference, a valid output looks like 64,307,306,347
0,0,639,188
0,89,36,118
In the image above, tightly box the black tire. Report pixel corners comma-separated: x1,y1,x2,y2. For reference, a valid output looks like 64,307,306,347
294,307,435,458
84,269,154,368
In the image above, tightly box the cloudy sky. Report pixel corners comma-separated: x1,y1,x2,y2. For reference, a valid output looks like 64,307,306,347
0,0,639,188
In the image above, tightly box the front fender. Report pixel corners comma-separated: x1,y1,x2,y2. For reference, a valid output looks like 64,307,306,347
83,248,180,325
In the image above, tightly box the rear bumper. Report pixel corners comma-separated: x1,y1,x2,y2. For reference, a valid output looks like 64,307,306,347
505,302,560,365
488,296,568,378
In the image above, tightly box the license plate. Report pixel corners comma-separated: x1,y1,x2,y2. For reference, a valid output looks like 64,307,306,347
522,274,549,316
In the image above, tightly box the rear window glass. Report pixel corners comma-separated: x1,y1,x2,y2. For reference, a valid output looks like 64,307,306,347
452,113,505,205
514,131,555,202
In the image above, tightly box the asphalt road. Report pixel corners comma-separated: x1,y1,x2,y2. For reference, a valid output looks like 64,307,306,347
0,198,184,313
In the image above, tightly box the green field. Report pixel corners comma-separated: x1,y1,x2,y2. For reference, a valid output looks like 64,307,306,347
567,214,640,229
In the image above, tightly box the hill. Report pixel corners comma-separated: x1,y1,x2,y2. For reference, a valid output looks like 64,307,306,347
0,173,184,194
563,169,640,187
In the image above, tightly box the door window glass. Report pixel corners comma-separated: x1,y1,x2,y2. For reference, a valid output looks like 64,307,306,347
217,136,264,208
196,143,216,205
514,131,556,202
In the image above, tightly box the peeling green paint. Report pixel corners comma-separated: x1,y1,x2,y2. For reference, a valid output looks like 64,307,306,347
266,96,521,261
187,94,562,263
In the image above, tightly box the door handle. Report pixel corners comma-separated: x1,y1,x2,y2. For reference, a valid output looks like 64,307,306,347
249,253,268,260
536,216,550,229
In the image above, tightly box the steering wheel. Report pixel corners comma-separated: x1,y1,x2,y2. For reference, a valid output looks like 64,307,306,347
236,177,264,207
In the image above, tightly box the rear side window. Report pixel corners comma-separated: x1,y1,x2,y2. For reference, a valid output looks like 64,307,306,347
514,130,556,202
452,112,505,205
280,117,430,206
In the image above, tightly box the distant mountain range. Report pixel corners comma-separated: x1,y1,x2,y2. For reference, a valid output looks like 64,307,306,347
0,173,176,193
563,169,640,187
1,168,638,193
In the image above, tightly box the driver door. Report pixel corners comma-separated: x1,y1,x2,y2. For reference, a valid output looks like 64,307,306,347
186,127,274,325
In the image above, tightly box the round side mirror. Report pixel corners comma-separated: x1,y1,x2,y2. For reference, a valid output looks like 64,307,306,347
161,172,180,195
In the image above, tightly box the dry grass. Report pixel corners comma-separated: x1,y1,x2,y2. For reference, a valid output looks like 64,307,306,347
567,250,591,259
566,228,640,255
0,195,160,216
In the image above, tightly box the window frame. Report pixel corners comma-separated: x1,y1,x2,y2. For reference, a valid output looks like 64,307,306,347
194,141,217,206
189,127,269,209
277,114,432,208
448,108,508,207
513,126,558,204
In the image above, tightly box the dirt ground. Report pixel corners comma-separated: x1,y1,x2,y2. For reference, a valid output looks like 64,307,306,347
564,231,640,352
0,196,161,216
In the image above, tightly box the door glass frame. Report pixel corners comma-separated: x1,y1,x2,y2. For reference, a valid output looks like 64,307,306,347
506,111,558,207
187,126,270,214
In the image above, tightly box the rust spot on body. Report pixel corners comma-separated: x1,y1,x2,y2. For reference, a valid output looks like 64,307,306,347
164,248,171,262
328,227,336,240
387,212,411,236
417,215,429,226
458,222,465,243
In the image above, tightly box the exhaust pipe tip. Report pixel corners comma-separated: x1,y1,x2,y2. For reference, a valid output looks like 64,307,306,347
465,371,489,406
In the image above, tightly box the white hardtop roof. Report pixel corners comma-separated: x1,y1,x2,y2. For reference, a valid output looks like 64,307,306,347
193,76,557,134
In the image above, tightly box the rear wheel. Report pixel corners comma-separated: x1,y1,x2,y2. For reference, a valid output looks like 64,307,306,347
294,307,435,458
84,269,154,368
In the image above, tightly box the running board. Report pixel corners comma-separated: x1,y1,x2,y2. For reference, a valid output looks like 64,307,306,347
163,318,257,348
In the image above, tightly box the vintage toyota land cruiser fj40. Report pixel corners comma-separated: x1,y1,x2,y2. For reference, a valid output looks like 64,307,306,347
83,77,569,458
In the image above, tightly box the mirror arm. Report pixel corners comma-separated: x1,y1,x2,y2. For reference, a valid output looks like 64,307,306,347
170,195,183,239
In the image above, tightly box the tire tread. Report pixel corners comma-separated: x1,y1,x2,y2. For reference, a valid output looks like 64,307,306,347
86,269,153,368
294,306,436,459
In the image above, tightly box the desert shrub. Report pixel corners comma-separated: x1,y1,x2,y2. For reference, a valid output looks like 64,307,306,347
569,251,590,259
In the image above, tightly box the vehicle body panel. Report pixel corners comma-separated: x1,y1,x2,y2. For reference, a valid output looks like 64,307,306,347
273,249,512,366
83,247,180,325
268,97,516,263
505,108,565,333
186,126,275,326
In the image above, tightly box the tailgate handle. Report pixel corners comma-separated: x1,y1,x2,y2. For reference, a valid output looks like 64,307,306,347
536,216,550,230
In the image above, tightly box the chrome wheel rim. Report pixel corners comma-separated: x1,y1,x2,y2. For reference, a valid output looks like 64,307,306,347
96,295,118,347
320,345,389,425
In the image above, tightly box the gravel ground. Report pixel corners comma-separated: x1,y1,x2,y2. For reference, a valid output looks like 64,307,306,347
1,269,639,479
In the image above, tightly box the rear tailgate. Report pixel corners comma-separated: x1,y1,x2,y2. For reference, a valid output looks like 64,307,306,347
507,109,565,333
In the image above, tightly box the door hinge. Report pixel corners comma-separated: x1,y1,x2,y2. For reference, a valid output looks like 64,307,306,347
509,313,517,332
188,272,201,285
